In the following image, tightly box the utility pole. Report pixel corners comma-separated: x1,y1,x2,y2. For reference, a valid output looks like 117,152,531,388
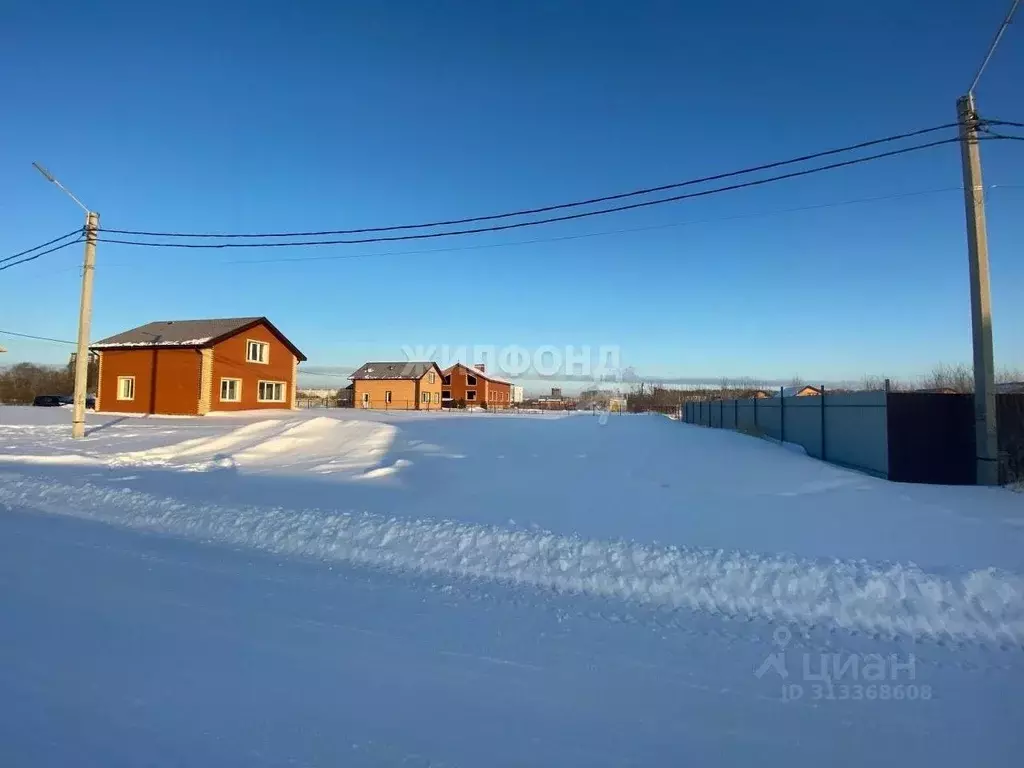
955,0,1019,485
956,94,997,485
71,211,100,438
956,95,998,485
32,162,98,439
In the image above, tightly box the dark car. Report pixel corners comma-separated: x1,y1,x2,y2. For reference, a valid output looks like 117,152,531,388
33,395,65,407
34,395,96,409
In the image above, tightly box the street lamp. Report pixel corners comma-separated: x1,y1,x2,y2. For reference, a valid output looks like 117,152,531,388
33,162,99,439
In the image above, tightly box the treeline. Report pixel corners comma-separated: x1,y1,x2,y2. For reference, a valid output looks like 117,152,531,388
0,361,98,404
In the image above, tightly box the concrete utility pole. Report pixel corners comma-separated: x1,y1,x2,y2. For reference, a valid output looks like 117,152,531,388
32,163,98,439
956,0,1019,485
70,211,100,438
956,94,998,485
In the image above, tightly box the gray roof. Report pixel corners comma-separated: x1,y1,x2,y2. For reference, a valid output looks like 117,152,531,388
92,318,262,348
349,361,440,380
90,317,307,361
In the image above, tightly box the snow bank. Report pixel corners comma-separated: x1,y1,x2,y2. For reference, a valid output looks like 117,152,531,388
3,474,1022,645
0,416,397,476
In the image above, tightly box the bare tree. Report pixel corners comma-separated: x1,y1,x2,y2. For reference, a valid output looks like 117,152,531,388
920,363,974,393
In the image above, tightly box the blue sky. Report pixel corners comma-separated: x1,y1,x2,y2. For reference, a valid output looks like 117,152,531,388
1,0,1022,387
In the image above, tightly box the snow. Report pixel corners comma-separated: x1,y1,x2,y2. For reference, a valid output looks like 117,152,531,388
2,406,1023,766
91,337,212,348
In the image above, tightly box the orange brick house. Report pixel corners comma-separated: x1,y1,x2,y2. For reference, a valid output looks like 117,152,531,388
90,317,306,415
442,363,512,408
349,362,443,410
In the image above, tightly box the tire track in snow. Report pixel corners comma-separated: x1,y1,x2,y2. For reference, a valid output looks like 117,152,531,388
2,474,1023,645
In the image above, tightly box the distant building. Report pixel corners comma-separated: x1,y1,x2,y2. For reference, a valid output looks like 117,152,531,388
511,384,524,403
349,361,443,410
773,385,822,398
551,387,563,399
442,363,512,408
90,316,306,415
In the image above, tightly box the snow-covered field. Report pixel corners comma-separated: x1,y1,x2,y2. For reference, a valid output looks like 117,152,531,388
2,406,1023,766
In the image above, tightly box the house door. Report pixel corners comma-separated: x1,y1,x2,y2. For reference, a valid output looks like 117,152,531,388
361,392,369,408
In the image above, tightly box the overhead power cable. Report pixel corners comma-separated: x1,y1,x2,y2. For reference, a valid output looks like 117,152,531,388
0,329,77,345
99,122,962,239
219,186,964,266
94,137,970,250
0,237,84,272
0,228,83,266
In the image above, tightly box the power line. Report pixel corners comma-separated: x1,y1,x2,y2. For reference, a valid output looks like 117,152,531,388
990,119,1024,128
96,137,969,251
0,228,83,266
0,237,84,273
219,186,965,266
0,329,77,345
968,0,1021,94
99,122,961,239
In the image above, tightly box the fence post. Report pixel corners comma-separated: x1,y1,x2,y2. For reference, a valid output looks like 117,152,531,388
780,386,785,443
735,398,738,428
754,393,758,430
820,384,827,461
720,398,724,427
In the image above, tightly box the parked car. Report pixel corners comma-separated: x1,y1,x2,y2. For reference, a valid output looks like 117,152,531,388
33,394,96,409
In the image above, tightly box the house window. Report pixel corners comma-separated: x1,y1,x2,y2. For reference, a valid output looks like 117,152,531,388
442,375,451,385
246,340,269,364
116,376,135,401
385,390,392,404
421,392,430,404
433,392,440,404
442,390,451,400
428,371,436,384
467,374,477,385
257,380,286,402
220,378,241,402
361,392,369,407
467,390,476,401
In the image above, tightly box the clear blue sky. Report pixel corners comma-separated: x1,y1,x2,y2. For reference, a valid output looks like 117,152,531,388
2,0,1022,385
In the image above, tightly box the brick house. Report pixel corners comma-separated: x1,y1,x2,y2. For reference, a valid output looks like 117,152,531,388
90,317,306,415
349,362,443,410
442,363,512,408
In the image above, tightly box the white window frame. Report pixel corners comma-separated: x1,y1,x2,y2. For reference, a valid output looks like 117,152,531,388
257,380,287,403
246,339,270,364
385,390,392,404
421,391,430,404
361,392,370,408
116,376,135,401
433,392,440,404
220,377,242,402
427,371,436,384
467,374,477,386
466,390,477,401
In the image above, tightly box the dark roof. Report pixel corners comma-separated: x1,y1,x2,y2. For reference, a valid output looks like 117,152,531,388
349,361,441,380
90,317,307,360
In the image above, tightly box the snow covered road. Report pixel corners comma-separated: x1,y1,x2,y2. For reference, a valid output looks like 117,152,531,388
2,408,1023,765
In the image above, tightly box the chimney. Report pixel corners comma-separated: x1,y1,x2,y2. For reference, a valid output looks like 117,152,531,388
474,363,486,373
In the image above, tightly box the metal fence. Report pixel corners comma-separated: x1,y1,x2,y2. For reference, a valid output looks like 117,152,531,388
684,390,1024,485
684,388,889,477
